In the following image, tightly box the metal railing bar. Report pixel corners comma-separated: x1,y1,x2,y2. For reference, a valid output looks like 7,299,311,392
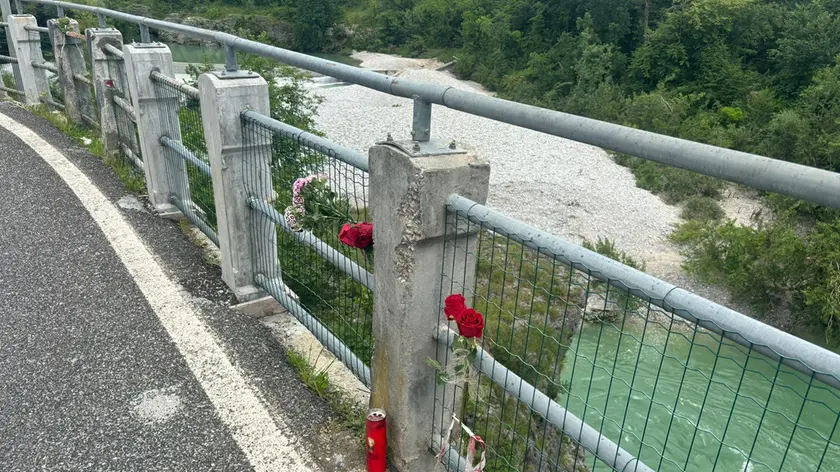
0,85,24,95
120,143,143,171
0,21,7,27
23,25,49,33
149,70,198,98
448,193,840,391
101,43,123,59
248,197,375,292
437,326,655,472
255,272,372,387
112,94,135,122
170,195,219,247
31,60,57,73
242,110,369,172
40,96,64,109
21,0,840,209
81,114,99,128
73,72,91,85
0,54,18,63
160,136,210,176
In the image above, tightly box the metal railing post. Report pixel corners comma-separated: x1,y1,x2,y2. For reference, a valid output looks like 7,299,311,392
138,24,150,43
122,43,183,215
5,15,48,105
198,71,275,302
86,28,122,156
411,96,431,142
47,18,94,125
368,143,490,471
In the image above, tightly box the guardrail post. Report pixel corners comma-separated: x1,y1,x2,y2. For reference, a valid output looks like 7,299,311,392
368,143,490,471
1,0,23,98
48,18,94,125
6,14,48,105
122,43,182,214
86,28,123,156
198,72,274,302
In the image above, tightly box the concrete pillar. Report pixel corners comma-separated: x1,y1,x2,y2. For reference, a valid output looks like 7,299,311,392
198,72,275,302
86,28,122,156
368,144,490,472
48,18,94,125
1,0,24,99
122,43,183,214
6,15,48,105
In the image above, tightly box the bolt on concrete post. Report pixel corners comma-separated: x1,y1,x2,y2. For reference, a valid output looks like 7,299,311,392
122,43,185,215
48,18,95,125
6,15,49,105
199,72,276,302
368,144,490,472
86,28,123,156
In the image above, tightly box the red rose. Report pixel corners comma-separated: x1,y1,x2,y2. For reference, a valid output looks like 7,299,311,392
456,308,485,338
339,222,374,249
444,294,467,321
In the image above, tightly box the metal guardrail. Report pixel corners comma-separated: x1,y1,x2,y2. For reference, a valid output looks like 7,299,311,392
0,54,18,63
160,136,210,177
23,25,49,33
73,72,91,86
248,197,375,291
255,273,372,387
31,61,57,73
242,110,369,172
171,195,219,247
120,143,142,170
40,96,64,109
0,85,23,95
112,94,135,122
149,70,198,99
448,194,840,391
437,326,655,472
19,0,840,210
101,43,123,59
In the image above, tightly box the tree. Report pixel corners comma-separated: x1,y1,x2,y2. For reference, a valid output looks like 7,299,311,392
294,0,337,52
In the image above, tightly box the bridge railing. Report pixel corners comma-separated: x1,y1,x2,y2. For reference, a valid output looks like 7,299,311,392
2,2,840,471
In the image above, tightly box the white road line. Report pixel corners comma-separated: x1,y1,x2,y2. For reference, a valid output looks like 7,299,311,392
0,111,318,472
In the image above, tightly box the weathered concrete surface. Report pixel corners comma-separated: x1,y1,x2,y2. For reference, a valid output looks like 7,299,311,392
7,15,50,105
199,72,276,302
48,18,94,125
86,28,123,156
368,144,490,472
122,43,184,214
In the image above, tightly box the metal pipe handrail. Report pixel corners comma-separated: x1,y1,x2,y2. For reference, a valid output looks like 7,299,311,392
0,85,23,95
40,96,64,109
437,326,655,472
0,54,18,63
149,70,198,99
255,273,372,387
23,25,49,33
448,194,840,391
120,143,143,171
73,72,91,86
170,194,219,247
31,60,57,73
101,43,123,59
242,110,369,172
248,197,375,292
112,94,135,122
160,136,211,177
81,113,99,128
20,0,840,209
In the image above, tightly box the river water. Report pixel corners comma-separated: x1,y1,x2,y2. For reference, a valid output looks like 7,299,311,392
167,43,361,67
561,318,840,471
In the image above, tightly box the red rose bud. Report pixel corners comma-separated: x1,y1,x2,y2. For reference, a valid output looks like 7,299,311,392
455,308,485,338
339,222,374,249
444,294,467,320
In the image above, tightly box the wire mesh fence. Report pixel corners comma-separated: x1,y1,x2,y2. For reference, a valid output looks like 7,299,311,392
152,73,217,245
242,112,374,383
433,204,840,472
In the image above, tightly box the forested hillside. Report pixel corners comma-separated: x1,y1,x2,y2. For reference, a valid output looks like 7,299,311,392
88,0,840,343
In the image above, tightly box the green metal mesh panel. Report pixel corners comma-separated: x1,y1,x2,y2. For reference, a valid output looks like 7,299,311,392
153,76,216,244
242,114,374,374
434,207,840,472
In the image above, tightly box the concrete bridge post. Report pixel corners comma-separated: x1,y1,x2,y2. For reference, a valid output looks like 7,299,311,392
47,18,94,125
122,43,184,215
86,28,123,157
368,142,490,472
6,15,49,106
198,71,275,302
